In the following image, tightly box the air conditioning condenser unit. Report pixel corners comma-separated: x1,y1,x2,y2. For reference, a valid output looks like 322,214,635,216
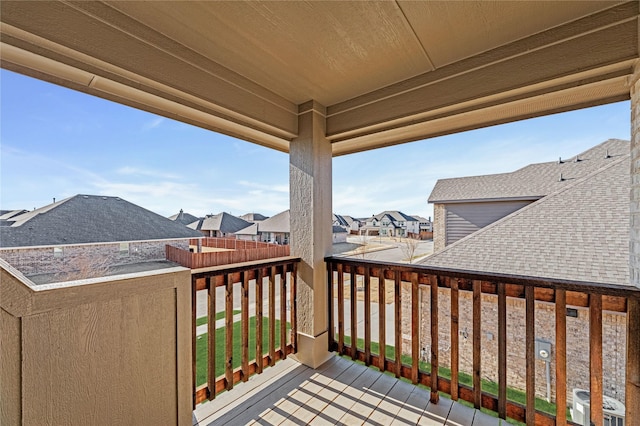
572,388,625,426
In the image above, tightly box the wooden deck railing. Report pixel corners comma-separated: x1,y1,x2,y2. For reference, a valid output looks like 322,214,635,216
191,256,300,406
325,256,640,425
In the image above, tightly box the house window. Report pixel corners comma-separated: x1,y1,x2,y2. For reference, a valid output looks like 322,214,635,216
119,242,130,257
53,247,64,258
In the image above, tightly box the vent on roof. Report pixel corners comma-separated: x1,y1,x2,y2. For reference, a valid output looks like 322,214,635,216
83,195,89,199
559,173,565,182
102,197,107,200
605,149,611,159
574,155,581,163
558,157,563,164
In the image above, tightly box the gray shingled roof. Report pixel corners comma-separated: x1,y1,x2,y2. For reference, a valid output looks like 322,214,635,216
235,223,259,236
188,212,251,234
421,154,630,286
255,210,290,233
168,209,199,226
240,213,268,222
372,211,418,222
428,139,628,203
0,195,202,248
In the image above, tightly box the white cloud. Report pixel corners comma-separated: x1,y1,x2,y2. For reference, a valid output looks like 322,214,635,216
115,166,182,180
141,117,165,131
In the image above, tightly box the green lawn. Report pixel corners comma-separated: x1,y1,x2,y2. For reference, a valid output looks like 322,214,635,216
195,310,241,327
195,316,289,387
341,335,569,425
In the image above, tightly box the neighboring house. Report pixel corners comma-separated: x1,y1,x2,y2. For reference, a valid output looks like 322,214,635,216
240,212,269,223
360,210,419,237
255,210,290,244
188,212,251,238
0,194,202,282
333,214,360,234
168,209,199,226
332,225,348,243
411,215,433,233
428,138,629,251
420,147,630,405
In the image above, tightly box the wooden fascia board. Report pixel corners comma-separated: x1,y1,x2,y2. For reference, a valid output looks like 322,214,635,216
326,2,638,140
330,73,631,156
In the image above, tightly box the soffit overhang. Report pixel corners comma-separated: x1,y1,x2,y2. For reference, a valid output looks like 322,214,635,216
1,1,637,156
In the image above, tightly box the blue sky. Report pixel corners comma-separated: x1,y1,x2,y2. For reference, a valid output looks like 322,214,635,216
0,69,631,220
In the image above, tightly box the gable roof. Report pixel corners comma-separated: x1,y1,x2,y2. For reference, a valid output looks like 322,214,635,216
168,209,199,226
240,213,268,222
411,215,431,223
428,139,629,203
421,153,630,286
0,194,202,248
188,212,251,234
235,223,259,236
372,211,418,222
255,210,290,233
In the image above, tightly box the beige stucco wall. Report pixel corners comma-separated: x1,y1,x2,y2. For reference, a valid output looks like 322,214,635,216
0,260,192,426
290,101,333,368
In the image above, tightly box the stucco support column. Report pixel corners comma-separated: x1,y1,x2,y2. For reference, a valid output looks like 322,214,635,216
290,100,333,368
628,60,640,420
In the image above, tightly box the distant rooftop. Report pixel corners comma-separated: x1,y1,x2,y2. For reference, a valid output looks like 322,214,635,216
168,209,199,226
0,194,202,248
428,139,629,203
188,212,252,234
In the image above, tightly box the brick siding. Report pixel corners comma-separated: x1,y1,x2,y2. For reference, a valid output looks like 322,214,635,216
0,239,190,277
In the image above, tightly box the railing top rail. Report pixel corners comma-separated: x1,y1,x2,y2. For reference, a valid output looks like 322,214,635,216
191,256,300,279
325,255,640,299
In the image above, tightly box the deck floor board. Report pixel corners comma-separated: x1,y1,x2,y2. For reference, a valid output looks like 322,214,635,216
194,355,501,426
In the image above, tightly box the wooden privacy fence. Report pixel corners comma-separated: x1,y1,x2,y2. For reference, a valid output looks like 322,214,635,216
325,256,640,425
190,237,282,250
167,244,290,269
191,257,300,406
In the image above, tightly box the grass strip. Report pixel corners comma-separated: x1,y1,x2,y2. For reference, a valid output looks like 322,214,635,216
195,316,289,386
195,310,241,327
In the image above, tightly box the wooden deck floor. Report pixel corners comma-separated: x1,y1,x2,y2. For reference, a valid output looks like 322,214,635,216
193,355,503,426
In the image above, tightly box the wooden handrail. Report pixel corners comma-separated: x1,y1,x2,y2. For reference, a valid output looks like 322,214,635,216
192,257,299,406
325,256,640,425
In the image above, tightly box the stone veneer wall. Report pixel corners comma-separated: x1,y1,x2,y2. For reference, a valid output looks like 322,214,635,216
399,286,626,405
433,204,446,252
0,239,190,277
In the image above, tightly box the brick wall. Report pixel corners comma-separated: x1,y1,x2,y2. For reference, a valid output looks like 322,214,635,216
0,239,190,277
399,286,626,406
433,204,446,252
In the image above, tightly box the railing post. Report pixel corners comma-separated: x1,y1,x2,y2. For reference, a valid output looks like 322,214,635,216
429,275,439,403
627,298,640,420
